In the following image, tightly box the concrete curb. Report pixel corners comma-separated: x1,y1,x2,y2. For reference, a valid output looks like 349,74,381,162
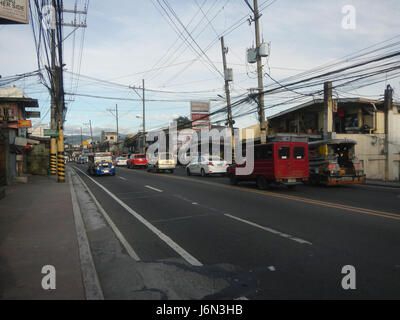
68,169,104,300
365,181,400,189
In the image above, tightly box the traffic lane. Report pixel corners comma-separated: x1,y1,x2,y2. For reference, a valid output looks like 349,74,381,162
170,165,400,215
104,167,400,298
71,165,184,262
117,167,400,271
78,166,315,263
72,167,361,298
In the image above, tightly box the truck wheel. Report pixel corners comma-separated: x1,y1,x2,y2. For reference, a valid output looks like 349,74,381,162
186,168,191,176
201,168,206,177
256,176,268,190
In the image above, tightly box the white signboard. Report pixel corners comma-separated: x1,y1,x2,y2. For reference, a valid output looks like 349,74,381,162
0,0,29,24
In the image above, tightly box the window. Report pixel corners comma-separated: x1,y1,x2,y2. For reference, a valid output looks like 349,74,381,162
278,147,290,159
255,145,273,160
293,147,305,159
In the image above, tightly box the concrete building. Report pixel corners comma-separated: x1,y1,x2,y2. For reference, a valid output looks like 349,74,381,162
242,95,400,181
0,85,40,185
100,131,118,144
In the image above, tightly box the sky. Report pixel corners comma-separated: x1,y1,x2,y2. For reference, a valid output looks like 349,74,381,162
1,0,400,137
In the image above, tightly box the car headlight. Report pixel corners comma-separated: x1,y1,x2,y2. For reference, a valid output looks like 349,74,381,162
111,165,115,168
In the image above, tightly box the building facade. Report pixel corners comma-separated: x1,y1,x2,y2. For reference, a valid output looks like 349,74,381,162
242,96,400,181
0,86,40,185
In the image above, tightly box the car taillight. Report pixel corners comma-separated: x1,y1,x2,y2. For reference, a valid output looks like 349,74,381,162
354,163,362,169
328,164,338,170
208,162,214,166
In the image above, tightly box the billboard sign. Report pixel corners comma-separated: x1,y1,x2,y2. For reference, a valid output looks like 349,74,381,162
26,111,41,118
191,101,210,131
0,0,29,24
43,129,58,137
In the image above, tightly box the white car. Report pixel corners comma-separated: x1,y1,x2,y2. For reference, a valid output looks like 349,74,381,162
115,156,128,166
186,155,229,177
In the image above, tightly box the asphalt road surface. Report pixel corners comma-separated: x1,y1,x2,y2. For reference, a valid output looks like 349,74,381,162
70,163,400,299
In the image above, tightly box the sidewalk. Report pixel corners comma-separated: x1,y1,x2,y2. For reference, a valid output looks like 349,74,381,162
0,174,85,299
365,179,400,188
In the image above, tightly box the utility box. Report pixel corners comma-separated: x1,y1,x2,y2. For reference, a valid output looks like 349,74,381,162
224,68,233,82
247,48,257,63
259,42,270,57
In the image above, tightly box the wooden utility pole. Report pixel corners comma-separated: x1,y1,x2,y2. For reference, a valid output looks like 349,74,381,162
253,0,267,143
384,85,393,181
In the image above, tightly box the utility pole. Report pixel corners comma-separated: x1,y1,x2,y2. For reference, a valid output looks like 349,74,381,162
253,0,267,143
89,119,93,146
106,104,119,144
80,126,83,150
220,36,234,162
323,81,333,139
220,36,233,131
384,85,393,182
49,5,57,176
116,104,119,144
142,79,146,154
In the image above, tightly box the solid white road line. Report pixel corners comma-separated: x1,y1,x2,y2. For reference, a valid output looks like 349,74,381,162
68,170,104,300
145,185,163,192
72,170,141,261
74,167,203,267
224,214,312,245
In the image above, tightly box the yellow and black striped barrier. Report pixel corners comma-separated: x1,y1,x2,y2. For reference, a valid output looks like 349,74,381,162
57,125,65,183
50,138,57,175
57,153,65,182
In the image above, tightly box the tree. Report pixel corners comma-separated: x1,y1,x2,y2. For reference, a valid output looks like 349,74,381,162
175,116,191,130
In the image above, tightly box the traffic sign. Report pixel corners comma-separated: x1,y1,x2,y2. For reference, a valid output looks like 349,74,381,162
44,129,58,137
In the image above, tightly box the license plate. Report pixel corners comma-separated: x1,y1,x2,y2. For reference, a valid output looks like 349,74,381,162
342,177,353,181
103,169,109,173
288,178,296,183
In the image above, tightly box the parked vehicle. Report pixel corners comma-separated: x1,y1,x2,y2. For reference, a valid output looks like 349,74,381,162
186,155,229,177
87,152,116,176
127,153,148,168
308,139,365,185
115,156,128,166
227,141,309,189
147,152,176,173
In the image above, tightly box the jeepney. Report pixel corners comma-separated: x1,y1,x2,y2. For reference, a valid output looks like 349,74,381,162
87,152,116,176
308,139,365,185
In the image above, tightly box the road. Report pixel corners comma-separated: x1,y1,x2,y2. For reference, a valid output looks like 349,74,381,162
69,163,400,299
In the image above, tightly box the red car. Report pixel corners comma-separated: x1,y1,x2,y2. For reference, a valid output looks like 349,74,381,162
127,153,148,168
227,141,309,190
